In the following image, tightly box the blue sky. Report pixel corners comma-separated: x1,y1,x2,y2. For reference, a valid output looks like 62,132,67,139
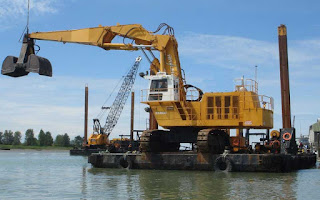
0,0,320,139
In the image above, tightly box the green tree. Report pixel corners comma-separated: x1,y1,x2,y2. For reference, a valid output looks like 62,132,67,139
13,131,22,145
45,131,53,146
72,135,83,147
25,129,37,146
38,129,46,146
54,134,64,146
55,133,71,147
3,130,14,145
0,132,3,144
63,133,70,147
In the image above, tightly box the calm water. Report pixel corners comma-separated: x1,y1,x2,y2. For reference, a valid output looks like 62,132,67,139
0,150,319,200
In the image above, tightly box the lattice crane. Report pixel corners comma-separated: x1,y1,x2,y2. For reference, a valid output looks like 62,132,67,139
93,56,142,138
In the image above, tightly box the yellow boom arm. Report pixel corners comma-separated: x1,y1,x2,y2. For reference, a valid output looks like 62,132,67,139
29,24,182,78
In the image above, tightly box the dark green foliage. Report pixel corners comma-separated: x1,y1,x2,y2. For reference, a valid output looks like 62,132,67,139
38,129,46,146
55,133,70,147
3,130,14,145
54,135,64,146
63,133,70,147
45,131,53,146
25,129,37,146
13,131,22,145
0,132,3,144
71,135,83,147
0,129,78,148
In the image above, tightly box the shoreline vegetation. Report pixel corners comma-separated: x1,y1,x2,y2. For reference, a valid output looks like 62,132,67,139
0,144,73,150
0,129,84,150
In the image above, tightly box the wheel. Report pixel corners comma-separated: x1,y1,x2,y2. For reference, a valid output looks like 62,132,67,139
214,156,233,172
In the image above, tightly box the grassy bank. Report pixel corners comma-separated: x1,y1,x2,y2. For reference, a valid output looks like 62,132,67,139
0,144,73,150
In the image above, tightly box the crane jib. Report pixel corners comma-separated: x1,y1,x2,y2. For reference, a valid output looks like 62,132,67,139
96,57,142,137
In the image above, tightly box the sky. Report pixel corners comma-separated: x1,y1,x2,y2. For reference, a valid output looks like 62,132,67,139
0,0,320,140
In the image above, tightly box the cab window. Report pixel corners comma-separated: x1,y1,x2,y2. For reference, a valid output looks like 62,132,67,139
150,79,168,92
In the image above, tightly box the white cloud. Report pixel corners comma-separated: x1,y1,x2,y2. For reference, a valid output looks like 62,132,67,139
0,0,62,30
179,33,278,71
0,0,58,18
179,33,320,72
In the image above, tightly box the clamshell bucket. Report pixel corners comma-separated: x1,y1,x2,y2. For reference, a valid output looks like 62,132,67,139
25,54,52,77
1,35,52,78
1,56,29,77
1,55,52,77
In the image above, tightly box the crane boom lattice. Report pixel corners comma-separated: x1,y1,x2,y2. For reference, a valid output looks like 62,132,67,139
101,56,142,137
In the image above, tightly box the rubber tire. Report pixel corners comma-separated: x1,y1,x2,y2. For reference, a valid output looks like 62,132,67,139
214,156,233,172
119,157,132,169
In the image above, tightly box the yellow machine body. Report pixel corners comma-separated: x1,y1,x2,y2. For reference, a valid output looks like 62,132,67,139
142,79,273,130
88,133,109,146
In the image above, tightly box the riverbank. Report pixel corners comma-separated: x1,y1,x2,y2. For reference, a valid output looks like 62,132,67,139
0,144,73,150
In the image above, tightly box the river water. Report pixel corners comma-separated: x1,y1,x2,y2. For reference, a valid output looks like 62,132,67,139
0,150,319,199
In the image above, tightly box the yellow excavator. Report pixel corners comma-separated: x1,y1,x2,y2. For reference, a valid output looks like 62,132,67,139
2,23,274,153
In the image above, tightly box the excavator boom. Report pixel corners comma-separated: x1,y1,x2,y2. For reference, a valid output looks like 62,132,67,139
2,24,182,80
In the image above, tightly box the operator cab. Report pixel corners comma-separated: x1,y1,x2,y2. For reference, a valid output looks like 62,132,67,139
144,72,179,101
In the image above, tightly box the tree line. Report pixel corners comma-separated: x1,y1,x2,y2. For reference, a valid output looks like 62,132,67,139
0,129,84,147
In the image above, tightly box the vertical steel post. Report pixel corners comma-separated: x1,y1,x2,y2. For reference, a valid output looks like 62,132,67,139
149,109,158,130
316,133,320,158
83,84,88,146
149,61,158,130
130,92,135,143
278,24,292,128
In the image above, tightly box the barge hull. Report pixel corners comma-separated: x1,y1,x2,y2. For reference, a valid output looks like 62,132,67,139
70,149,106,156
88,152,316,172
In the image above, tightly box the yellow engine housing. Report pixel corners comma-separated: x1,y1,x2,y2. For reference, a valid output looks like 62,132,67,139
88,133,109,146
142,80,273,130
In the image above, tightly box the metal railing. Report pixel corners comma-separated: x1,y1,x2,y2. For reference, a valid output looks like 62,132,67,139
235,78,258,94
242,94,274,111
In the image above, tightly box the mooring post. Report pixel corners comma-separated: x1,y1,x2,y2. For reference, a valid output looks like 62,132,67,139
278,24,298,154
278,24,292,129
83,84,88,146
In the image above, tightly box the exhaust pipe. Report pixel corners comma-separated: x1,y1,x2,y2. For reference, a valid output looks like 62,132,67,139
1,35,52,78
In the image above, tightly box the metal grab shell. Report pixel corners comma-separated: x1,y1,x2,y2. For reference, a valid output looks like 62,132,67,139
1,56,29,77
26,54,52,77
1,54,52,77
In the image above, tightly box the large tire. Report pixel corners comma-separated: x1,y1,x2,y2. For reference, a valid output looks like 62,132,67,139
119,156,132,169
214,156,233,172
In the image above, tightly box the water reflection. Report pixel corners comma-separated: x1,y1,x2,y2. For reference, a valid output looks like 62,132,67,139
81,166,87,198
1,151,317,199
87,168,299,199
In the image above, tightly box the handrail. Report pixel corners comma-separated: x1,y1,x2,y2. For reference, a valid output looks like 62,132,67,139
235,78,258,94
241,94,274,111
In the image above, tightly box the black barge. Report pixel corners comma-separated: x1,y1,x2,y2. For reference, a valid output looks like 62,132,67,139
88,152,316,172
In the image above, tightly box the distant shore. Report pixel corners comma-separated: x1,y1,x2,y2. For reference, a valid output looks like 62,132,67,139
0,144,73,150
